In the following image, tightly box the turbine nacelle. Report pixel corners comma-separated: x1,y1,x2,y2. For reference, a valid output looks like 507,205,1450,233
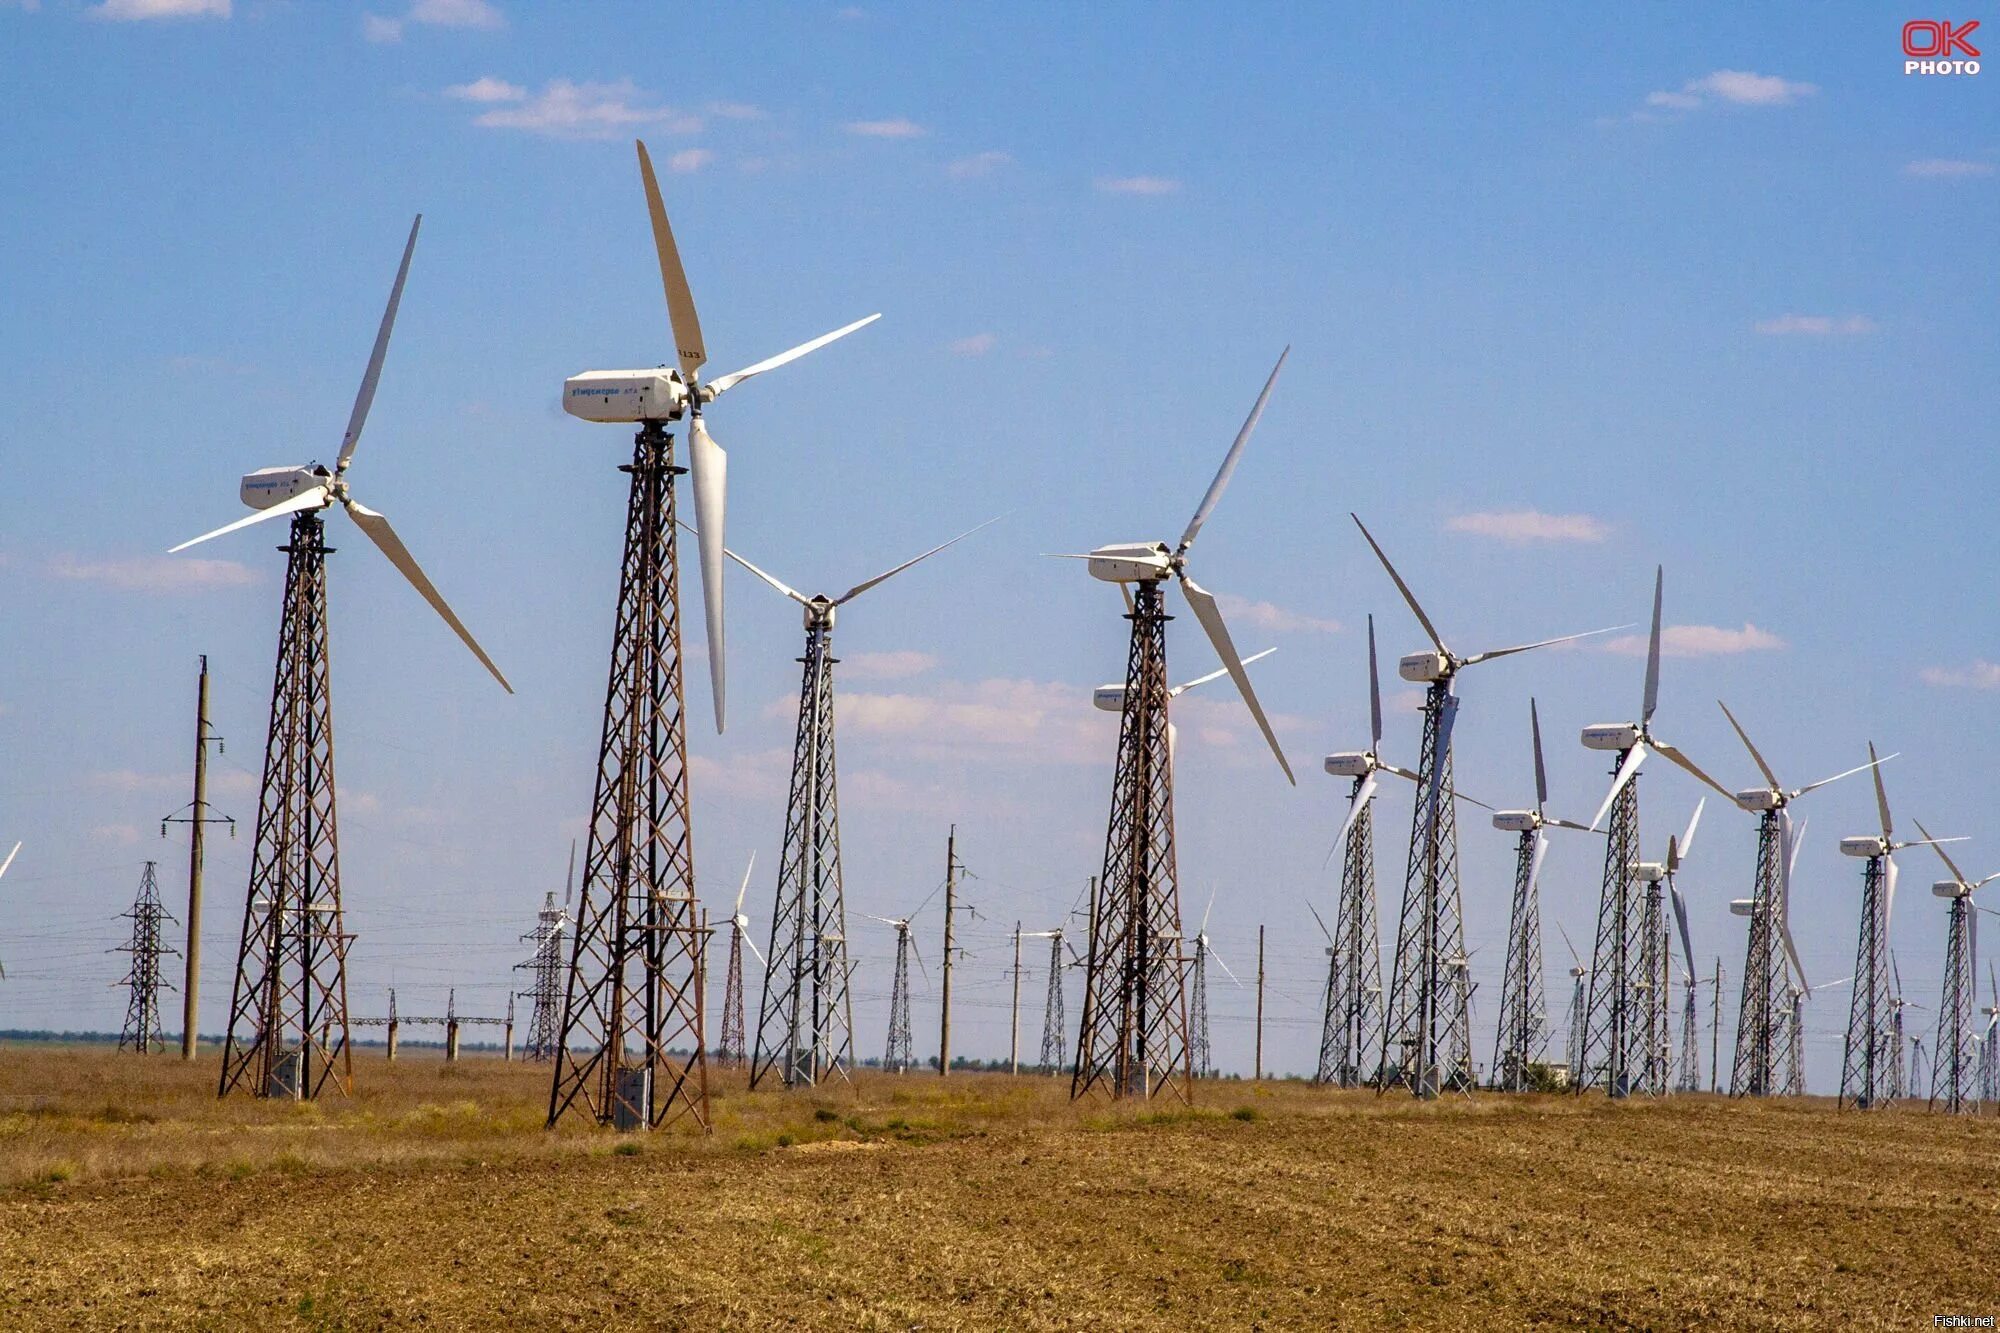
1398,650,1450,683
1634,861,1667,884
242,465,332,511
1086,541,1174,584
1324,751,1376,779
803,597,836,631
1581,722,1641,753
1734,788,1784,812
1491,810,1540,834
1730,898,1755,917
561,368,693,423
1840,835,1889,859
1935,880,1972,899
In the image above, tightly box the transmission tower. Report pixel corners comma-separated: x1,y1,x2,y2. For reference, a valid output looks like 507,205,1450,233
885,918,914,1073
1317,614,1392,1089
116,862,179,1054
1189,932,1212,1078
515,849,573,1065
1565,962,1587,1081
1038,929,1067,1073
1886,953,1910,1102
1931,884,1978,1114
1676,973,1700,1092
1979,967,1999,1106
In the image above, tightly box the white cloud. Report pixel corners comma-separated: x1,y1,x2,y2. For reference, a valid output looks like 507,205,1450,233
444,75,524,103
706,100,764,120
1905,158,1994,179
461,79,701,140
1096,175,1180,196
1636,69,1816,117
409,0,502,28
688,748,793,800
949,332,997,357
1213,593,1339,635
841,650,939,681
90,0,227,18
1604,623,1785,657
666,148,713,173
45,553,258,593
844,118,925,139
1920,661,2000,690
361,13,401,41
1445,509,1611,544
1754,314,1876,336
837,678,1108,765
947,150,1013,179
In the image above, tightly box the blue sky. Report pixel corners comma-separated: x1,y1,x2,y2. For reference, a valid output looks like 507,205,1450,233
0,1,1994,1089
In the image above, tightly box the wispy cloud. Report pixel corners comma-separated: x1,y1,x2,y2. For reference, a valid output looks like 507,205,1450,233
947,150,1013,179
1096,175,1180,196
1642,69,1817,115
1604,623,1785,657
1754,314,1876,336
1904,158,1994,179
667,148,714,173
1445,509,1611,544
443,75,523,103
44,554,258,593
1920,660,2000,690
89,0,227,18
841,650,939,681
706,100,764,120
949,332,997,357
454,78,701,140
364,0,502,41
1214,593,1339,635
845,118,924,139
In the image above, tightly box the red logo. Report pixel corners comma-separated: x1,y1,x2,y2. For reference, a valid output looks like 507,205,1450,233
1903,19,1981,58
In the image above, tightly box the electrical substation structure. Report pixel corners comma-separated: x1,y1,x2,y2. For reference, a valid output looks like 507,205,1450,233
115,861,179,1054
550,139,877,1129
1072,351,1294,1102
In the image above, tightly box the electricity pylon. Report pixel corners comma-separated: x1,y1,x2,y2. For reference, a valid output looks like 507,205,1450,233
1038,929,1067,1073
514,846,574,1064
115,862,179,1054
718,854,760,1068
1676,973,1700,1092
876,914,918,1074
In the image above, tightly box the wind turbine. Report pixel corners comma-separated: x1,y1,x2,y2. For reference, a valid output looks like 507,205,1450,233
1316,616,1405,1089
1887,951,1920,1100
1664,805,1706,1094
1557,922,1590,1084
1069,350,1294,1105
1979,965,2000,1106
0,842,19,979
1095,650,1277,774
866,911,925,1074
1351,515,1624,1098
731,518,995,1091
1187,891,1244,1079
1675,704,1892,1097
1781,970,1852,1097
1838,749,1962,1109
717,853,762,1068
1575,568,1710,1096
1917,824,1996,1114
170,217,508,1103
1629,801,1706,1095
549,140,877,1133
1490,699,1596,1092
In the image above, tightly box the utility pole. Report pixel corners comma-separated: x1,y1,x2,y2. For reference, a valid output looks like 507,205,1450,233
163,655,231,1062
1709,957,1724,1094
940,825,957,1077
1010,921,1023,1075
1255,924,1266,1081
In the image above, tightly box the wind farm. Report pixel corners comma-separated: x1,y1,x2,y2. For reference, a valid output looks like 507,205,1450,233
1,4,1996,1326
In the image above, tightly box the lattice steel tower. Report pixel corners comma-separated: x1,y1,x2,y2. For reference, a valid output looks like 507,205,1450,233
1072,353,1295,1102
1676,973,1701,1092
1351,516,1617,1099
516,850,573,1065
1317,615,1395,1088
116,861,179,1054
884,917,915,1073
1039,929,1067,1073
1926,834,1991,1115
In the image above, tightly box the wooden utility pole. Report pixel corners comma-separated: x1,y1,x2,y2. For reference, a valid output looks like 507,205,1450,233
168,655,231,1062
1709,957,1724,1093
1254,924,1266,1081
940,825,957,1077
1010,921,1023,1075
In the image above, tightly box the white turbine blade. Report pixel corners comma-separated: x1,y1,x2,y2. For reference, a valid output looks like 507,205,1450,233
1448,786,1494,813
703,313,883,399
1171,647,1275,698
1556,920,1583,970
743,932,767,966
834,515,1001,605
1678,798,1706,864
1793,752,1896,801
1716,700,1780,792
1653,742,1734,802
720,543,809,606
688,416,728,732
1351,515,1445,654
1530,697,1549,813
342,498,513,693
1588,741,1648,833
1788,816,1809,878
635,139,707,383
0,842,18,880
1212,950,1245,989
1176,347,1287,554
1914,820,1971,887
1367,612,1383,749
169,484,330,554
1642,565,1663,726
1464,623,1629,667
1779,808,1808,996
1670,884,1696,980
733,851,757,914
1382,763,1421,783
1167,720,1179,773
1305,898,1334,944
1870,741,1893,844
1524,830,1551,901
336,214,421,472
1885,856,1900,932
1548,817,1596,833
1177,573,1294,784
1325,772,1379,868
1198,889,1216,939
1425,691,1460,818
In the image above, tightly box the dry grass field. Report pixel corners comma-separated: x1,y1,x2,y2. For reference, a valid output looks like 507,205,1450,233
1,1045,1996,1329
